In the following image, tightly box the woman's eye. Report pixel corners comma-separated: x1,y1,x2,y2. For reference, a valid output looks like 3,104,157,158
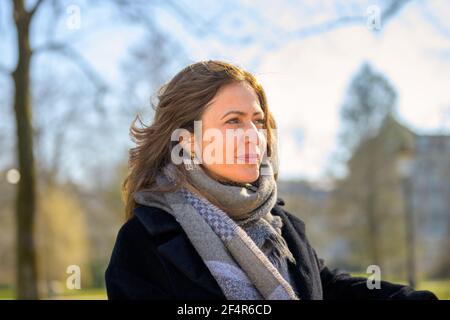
254,119,265,126
225,118,265,125
226,118,240,124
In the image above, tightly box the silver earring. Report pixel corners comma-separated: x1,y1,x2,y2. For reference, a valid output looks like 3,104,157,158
183,151,197,171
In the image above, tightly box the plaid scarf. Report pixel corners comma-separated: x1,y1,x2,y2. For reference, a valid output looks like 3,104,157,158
133,161,299,300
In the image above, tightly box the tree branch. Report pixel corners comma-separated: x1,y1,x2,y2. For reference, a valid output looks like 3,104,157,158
276,0,413,41
381,0,413,22
164,0,413,47
33,41,108,114
28,0,46,18
33,42,108,93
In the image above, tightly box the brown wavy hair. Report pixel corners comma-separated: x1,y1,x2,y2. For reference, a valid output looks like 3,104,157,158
122,60,278,220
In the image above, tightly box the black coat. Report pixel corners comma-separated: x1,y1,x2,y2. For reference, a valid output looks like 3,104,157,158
105,198,437,300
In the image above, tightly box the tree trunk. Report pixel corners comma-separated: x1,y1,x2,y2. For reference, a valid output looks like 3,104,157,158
365,145,380,265
12,0,39,300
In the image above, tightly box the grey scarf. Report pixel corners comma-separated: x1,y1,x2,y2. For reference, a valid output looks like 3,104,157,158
133,160,298,300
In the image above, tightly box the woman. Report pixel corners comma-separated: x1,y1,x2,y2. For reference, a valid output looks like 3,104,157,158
105,60,437,300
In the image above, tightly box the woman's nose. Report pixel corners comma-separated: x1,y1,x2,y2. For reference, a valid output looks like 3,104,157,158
241,121,263,147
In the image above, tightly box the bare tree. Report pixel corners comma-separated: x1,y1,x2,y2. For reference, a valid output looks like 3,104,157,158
6,0,107,299
334,63,399,267
10,0,43,300
339,63,398,156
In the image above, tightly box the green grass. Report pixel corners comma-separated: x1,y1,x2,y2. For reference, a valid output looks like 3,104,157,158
0,288,107,300
47,288,107,300
1,279,449,300
0,288,14,300
417,279,450,300
349,273,450,300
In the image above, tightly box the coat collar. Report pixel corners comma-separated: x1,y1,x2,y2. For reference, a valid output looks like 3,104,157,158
133,197,288,237
133,205,181,236
134,205,224,298
133,198,318,299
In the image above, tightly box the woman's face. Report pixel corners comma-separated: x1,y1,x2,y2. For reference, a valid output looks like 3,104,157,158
194,81,267,184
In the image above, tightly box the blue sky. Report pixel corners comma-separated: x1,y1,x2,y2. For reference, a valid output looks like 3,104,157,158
1,0,450,185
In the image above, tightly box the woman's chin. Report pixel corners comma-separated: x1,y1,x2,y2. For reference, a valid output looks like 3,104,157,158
230,164,260,183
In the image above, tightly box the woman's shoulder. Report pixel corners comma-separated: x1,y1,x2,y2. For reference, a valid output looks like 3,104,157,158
113,212,157,251
113,205,181,249
108,206,180,273
132,205,182,237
